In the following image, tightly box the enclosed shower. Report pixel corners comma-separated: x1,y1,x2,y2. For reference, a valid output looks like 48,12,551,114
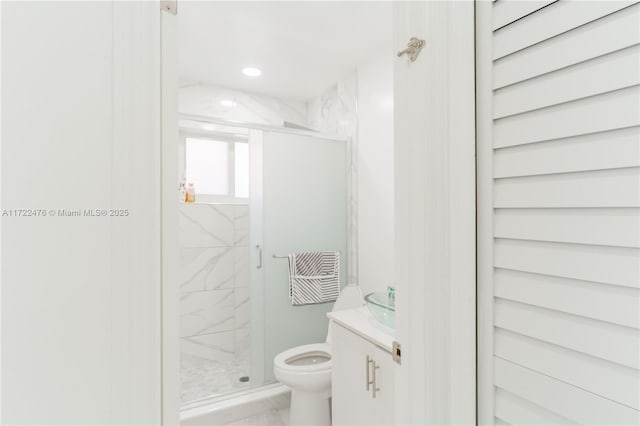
177,115,348,406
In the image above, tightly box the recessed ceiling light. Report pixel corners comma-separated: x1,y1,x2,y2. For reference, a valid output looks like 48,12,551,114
220,99,236,107
242,67,262,77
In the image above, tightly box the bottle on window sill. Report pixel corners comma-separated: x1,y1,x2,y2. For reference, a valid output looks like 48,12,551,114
186,183,196,203
178,181,186,203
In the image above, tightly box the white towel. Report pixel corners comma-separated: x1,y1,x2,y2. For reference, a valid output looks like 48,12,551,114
288,251,340,306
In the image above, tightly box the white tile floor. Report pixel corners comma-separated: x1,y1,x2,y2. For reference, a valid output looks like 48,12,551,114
223,408,290,426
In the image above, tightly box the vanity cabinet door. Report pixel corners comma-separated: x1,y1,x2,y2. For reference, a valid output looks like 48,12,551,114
331,323,395,425
370,343,396,425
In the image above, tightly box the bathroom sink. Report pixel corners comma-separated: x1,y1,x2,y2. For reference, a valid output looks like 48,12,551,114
364,292,395,329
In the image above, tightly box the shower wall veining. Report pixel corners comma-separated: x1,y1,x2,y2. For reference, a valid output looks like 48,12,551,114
179,203,251,403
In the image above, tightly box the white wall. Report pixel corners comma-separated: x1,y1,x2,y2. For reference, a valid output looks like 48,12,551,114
356,48,395,296
1,2,161,424
305,56,394,294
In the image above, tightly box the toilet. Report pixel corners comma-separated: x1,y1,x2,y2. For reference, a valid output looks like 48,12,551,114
274,285,363,426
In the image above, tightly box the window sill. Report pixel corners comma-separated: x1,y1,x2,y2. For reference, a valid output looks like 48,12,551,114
179,200,249,206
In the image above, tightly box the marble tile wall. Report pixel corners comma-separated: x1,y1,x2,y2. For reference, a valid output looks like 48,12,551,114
180,83,309,127
307,72,359,285
179,203,252,403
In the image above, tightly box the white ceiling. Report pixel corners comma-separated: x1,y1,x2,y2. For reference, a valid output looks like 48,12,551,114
178,1,393,101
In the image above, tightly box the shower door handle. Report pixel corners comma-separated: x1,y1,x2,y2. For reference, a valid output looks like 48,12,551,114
256,244,263,269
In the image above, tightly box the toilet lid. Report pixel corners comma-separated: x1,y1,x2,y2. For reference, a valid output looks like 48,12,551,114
274,343,332,373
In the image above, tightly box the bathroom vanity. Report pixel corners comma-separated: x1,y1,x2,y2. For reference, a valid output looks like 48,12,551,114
328,307,396,425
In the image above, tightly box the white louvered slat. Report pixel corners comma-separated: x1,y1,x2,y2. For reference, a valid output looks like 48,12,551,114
495,298,639,368
494,268,640,328
494,357,640,425
492,0,556,31
493,1,635,60
493,4,640,89
494,167,640,208
495,329,640,408
494,85,640,148
481,2,640,423
494,126,640,178
494,238,640,289
495,388,577,426
494,45,640,118
494,208,640,248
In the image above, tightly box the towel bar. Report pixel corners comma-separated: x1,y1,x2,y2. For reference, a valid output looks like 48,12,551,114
273,251,342,259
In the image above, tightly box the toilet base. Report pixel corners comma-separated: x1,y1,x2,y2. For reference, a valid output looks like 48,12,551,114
289,389,331,426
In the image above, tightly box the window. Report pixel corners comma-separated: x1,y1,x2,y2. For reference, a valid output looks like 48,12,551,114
234,142,249,198
183,135,249,202
185,138,230,195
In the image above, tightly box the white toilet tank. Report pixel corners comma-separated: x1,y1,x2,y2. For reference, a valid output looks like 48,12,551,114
332,284,364,312
325,284,364,344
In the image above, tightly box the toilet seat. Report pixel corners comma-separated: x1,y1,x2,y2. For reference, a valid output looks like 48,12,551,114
274,343,331,373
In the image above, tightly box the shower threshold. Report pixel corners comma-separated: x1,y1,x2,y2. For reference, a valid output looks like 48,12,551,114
180,383,290,426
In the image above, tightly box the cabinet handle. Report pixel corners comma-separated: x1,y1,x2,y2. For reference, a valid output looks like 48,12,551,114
366,355,372,391
366,355,380,398
371,360,380,398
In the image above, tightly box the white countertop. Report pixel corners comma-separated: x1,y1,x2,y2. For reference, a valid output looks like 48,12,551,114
327,306,395,353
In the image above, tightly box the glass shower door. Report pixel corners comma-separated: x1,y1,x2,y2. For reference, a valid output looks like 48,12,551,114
251,131,348,383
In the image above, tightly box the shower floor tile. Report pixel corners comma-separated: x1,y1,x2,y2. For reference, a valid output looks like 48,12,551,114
181,355,251,403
